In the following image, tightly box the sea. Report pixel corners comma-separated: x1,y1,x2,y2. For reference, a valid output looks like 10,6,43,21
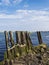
0,31,49,61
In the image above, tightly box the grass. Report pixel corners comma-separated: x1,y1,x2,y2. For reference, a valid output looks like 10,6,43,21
0,61,4,65
4,43,33,60
1,43,49,65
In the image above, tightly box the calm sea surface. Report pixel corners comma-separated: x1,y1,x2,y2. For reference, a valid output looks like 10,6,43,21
0,31,49,61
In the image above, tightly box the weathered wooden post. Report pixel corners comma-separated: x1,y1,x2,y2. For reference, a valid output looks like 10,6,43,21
15,31,21,44
25,31,33,53
15,31,22,56
22,31,27,44
4,31,9,58
20,31,23,44
25,31,28,42
9,31,16,58
15,31,18,43
37,31,43,44
28,33,32,45
20,31,27,44
27,32,32,49
25,32,31,50
9,31,14,46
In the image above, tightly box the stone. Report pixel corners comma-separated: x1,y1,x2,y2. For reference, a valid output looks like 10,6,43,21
41,48,45,53
43,53,47,58
36,54,42,60
4,59,9,65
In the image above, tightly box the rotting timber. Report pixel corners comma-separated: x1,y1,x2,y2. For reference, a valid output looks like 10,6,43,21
0,31,49,65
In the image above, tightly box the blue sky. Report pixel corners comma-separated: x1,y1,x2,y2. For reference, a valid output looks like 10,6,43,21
0,0,49,31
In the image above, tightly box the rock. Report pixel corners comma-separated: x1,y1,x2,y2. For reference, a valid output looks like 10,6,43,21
4,59,9,65
40,44,47,49
36,54,42,60
42,53,48,64
47,51,49,54
43,53,47,58
46,59,49,65
41,48,45,53
16,53,20,57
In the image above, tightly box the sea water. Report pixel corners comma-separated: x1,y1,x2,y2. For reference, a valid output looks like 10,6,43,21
0,31,49,61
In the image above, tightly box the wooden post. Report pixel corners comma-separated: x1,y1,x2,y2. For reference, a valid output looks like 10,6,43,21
4,31,9,58
20,31,23,44
25,31,33,51
25,32,30,49
25,31,28,42
15,31,21,44
15,31,18,43
22,32,27,44
9,31,14,46
9,31,16,58
28,33,33,51
20,31,27,44
37,31,42,44
27,33,32,45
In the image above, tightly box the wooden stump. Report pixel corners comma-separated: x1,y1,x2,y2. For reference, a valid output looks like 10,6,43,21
15,31,21,44
9,31,16,58
9,31,14,46
4,31,9,58
25,32,32,49
20,31,27,44
37,31,43,44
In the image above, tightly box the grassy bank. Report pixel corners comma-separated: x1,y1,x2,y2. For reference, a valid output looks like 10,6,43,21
0,43,49,65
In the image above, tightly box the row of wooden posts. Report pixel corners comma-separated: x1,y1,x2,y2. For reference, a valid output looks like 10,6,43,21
4,31,43,59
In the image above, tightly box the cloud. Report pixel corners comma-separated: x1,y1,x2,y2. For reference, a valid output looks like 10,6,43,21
12,0,22,4
0,10,49,21
0,10,49,31
0,13,22,18
0,0,23,6
17,10,49,21
0,10,49,22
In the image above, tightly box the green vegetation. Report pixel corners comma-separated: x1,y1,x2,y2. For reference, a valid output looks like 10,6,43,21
0,61,3,65
4,43,49,59
0,43,49,65
4,43,33,60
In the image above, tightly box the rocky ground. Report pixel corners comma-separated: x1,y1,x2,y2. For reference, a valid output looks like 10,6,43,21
14,51,49,65
1,44,49,65
15,44,49,65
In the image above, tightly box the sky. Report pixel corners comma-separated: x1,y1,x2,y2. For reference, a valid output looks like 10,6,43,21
0,0,49,31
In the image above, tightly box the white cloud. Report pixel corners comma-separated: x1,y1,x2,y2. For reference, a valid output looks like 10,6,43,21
13,0,22,4
0,13,22,18
0,10,49,31
0,0,23,5
16,10,49,22
0,10,49,21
